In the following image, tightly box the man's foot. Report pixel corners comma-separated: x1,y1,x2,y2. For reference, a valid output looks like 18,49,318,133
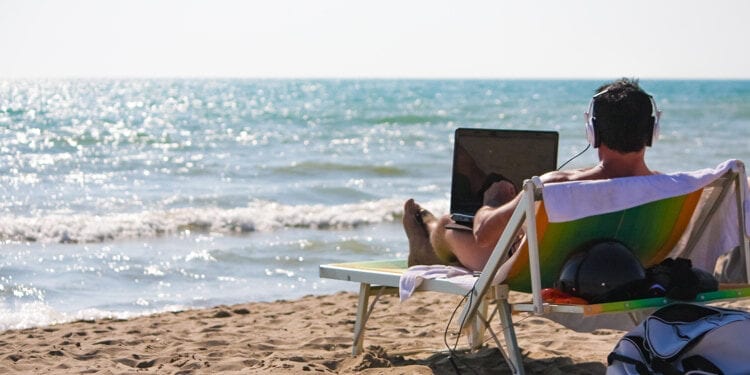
403,199,443,266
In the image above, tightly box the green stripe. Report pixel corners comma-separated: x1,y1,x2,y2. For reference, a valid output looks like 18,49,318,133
583,287,750,314
331,259,408,273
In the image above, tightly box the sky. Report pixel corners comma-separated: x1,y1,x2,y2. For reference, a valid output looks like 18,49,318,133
1,0,749,79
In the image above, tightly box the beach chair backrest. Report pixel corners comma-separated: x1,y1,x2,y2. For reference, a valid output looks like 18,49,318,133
503,189,704,293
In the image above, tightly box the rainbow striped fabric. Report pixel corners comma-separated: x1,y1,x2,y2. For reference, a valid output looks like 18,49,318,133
505,189,703,293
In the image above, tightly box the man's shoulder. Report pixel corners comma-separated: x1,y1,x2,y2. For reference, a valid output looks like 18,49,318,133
540,167,601,184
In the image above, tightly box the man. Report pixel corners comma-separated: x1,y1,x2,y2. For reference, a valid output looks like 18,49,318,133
404,78,660,271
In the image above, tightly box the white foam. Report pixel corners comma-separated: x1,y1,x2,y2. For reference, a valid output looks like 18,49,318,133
0,198,449,244
0,301,190,331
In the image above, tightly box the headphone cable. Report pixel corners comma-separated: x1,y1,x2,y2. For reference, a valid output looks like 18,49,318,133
556,143,590,171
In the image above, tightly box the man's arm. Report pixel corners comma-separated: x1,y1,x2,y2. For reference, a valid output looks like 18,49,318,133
472,178,522,248
471,169,578,248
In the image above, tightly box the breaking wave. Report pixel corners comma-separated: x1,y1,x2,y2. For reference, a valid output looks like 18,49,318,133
0,198,449,244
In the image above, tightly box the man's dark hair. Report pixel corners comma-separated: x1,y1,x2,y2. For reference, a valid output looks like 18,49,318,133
592,78,656,153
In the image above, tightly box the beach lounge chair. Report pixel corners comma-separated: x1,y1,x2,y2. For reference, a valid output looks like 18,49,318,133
319,159,750,373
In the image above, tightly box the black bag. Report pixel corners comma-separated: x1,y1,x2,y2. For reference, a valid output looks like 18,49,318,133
646,258,718,300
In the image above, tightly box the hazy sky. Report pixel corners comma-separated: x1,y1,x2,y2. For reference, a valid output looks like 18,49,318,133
1,0,748,79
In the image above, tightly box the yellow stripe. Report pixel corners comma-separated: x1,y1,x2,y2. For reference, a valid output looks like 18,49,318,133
644,188,703,266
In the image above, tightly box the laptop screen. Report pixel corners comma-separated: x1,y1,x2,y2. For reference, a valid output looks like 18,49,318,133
450,128,559,217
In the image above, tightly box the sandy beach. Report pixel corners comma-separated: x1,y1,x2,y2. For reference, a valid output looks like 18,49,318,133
6,290,747,374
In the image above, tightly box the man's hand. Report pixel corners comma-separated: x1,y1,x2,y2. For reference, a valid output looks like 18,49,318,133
482,180,517,207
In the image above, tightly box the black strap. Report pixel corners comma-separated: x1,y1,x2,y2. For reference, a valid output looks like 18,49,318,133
608,351,724,375
608,335,684,375
607,352,652,375
626,336,651,364
651,357,685,375
681,355,723,375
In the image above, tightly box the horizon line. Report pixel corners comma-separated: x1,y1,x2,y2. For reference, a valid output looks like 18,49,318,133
2,75,750,81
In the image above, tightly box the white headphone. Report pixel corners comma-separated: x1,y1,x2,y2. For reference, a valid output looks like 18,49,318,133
584,91,661,148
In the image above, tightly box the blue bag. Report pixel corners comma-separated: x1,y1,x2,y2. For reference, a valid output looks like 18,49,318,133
607,303,750,375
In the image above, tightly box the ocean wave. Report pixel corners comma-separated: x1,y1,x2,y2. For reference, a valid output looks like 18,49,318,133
272,161,407,176
369,114,449,125
0,198,449,244
0,301,188,332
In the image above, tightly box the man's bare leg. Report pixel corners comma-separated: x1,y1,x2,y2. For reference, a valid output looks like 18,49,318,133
429,214,488,270
403,199,445,266
430,180,518,271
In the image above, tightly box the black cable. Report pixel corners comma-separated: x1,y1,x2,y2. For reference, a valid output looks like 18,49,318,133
443,283,535,375
557,143,591,171
443,287,480,375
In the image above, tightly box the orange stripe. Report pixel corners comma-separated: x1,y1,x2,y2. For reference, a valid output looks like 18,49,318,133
506,202,548,279
644,188,703,266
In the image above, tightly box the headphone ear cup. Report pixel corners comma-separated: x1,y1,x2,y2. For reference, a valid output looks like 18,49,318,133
647,98,661,147
649,114,660,146
585,117,597,147
584,98,598,148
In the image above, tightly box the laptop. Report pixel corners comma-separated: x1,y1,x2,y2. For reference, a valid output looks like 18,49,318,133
449,128,559,229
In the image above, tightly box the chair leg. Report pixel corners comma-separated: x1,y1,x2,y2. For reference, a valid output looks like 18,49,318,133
466,297,488,350
352,283,371,356
498,296,525,374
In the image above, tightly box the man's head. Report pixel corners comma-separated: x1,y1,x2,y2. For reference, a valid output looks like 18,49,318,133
585,78,659,153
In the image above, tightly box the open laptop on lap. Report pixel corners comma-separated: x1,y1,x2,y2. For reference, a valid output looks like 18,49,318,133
449,128,559,230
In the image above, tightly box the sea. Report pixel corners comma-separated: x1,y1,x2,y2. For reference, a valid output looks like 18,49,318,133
1,79,748,331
